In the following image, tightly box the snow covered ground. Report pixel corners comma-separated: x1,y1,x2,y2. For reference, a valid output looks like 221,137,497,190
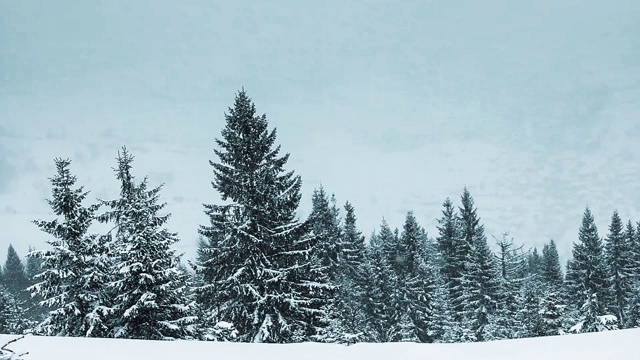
1,329,639,360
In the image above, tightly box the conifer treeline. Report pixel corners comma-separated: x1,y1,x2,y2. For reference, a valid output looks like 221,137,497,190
4,90,640,343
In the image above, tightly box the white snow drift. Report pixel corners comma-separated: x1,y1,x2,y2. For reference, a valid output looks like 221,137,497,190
2,328,639,360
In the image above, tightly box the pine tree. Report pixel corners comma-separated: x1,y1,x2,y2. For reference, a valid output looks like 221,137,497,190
0,286,31,335
313,268,365,344
197,90,330,343
308,186,342,281
624,221,640,328
30,158,113,337
314,201,367,344
604,210,633,326
396,212,437,342
360,231,400,342
2,245,28,299
541,239,563,288
517,280,544,338
458,188,498,341
98,148,194,340
488,233,527,340
25,246,42,285
566,208,609,317
340,201,366,276
538,289,565,336
436,198,464,320
527,248,542,277
430,275,457,343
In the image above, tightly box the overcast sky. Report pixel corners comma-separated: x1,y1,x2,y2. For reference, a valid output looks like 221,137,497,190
1,0,640,265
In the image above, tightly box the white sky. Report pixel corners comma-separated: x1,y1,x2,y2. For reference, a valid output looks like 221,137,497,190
1,0,640,265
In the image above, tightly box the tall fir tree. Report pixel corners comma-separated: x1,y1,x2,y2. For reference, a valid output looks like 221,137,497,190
566,208,610,319
487,233,527,340
97,148,194,340
197,90,330,343
397,212,437,342
308,186,342,281
604,210,633,326
541,239,563,288
458,188,498,341
360,228,401,342
527,248,542,277
340,201,366,276
314,201,368,344
25,245,43,285
30,158,113,337
538,289,565,336
517,279,544,338
3,245,28,298
0,285,31,335
436,198,464,320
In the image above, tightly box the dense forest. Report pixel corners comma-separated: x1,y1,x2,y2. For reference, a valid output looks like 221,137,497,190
1,90,639,343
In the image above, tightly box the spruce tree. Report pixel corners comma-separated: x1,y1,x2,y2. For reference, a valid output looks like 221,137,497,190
98,148,194,340
604,210,632,326
340,201,366,275
197,90,330,343
0,285,31,334
517,280,544,338
566,208,609,317
527,248,542,277
314,201,367,344
30,158,113,337
458,188,498,341
624,221,640,328
436,198,463,320
308,186,342,280
488,234,527,340
541,240,563,288
3,245,28,298
430,275,457,343
538,290,565,336
361,230,400,342
25,246,43,285
396,212,436,342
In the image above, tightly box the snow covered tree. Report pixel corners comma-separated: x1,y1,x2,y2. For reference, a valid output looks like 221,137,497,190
458,188,498,341
308,186,342,281
566,208,609,316
487,233,527,340
625,221,640,328
394,212,437,342
30,158,113,337
436,198,464,320
541,239,563,288
0,286,31,334
2,245,28,300
527,248,542,277
538,289,565,336
604,210,633,326
360,230,400,342
313,268,366,344
98,148,195,340
625,285,640,328
517,280,544,338
25,246,42,285
314,201,368,344
429,275,457,343
571,293,618,333
340,201,366,276
197,90,330,343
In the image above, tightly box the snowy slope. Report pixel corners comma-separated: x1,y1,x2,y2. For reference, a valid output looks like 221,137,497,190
1,330,639,360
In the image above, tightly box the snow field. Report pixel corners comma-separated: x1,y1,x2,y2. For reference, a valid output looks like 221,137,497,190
1,328,639,360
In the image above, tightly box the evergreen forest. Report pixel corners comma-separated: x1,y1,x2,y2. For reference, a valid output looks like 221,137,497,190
2,90,640,344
